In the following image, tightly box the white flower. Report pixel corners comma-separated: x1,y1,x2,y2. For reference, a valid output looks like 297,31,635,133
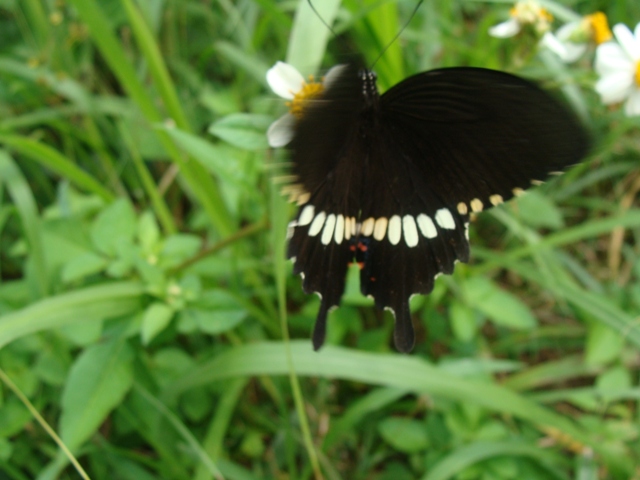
542,12,612,63
594,22,640,117
266,61,342,148
489,0,553,39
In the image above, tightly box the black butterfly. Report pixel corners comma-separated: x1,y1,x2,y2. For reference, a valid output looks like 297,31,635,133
281,64,589,353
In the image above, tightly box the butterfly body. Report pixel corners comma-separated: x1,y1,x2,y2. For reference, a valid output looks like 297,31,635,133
284,64,589,353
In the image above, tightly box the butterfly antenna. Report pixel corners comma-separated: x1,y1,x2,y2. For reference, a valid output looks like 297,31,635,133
307,0,339,38
371,0,423,69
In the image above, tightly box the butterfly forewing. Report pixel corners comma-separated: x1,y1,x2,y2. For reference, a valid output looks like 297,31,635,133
379,67,590,215
284,64,589,352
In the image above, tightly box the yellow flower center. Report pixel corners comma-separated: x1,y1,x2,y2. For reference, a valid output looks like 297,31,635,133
509,1,552,33
287,76,324,118
539,8,553,22
635,61,640,87
587,12,612,45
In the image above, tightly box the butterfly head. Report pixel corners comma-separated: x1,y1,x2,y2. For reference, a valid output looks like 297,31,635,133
359,69,380,106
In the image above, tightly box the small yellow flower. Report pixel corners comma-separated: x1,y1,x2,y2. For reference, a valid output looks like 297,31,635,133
595,22,640,116
586,12,612,45
542,12,613,63
266,62,344,147
489,0,553,38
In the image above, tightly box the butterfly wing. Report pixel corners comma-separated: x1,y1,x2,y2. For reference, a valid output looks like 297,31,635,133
379,67,590,213
286,64,365,349
284,65,589,353
360,67,590,351
355,130,471,352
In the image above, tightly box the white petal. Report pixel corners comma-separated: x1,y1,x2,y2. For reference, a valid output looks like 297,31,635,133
635,22,640,43
556,21,580,41
266,61,305,100
595,72,634,104
541,32,571,61
563,43,588,63
267,113,295,147
624,88,640,116
595,43,634,76
540,31,587,63
489,19,520,38
613,23,640,61
323,64,347,89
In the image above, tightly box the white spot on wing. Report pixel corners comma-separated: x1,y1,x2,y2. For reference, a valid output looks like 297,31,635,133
361,217,375,236
344,216,352,240
435,208,455,230
457,202,468,215
417,214,437,239
298,205,315,226
388,215,401,245
308,211,326,236
512,187,525,197
321,214,336,245
403,215,419,247
335,214,345,244
470,198,483,212
296,192,310,205
287,221,296,240
373,217,388,241
489,194,503,206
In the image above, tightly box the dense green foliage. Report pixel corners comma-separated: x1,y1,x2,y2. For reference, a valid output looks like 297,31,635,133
0,0,639,478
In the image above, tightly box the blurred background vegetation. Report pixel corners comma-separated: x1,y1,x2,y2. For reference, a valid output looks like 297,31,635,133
0,0,639,479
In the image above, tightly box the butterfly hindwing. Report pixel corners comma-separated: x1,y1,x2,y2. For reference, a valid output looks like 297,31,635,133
355,132,471,351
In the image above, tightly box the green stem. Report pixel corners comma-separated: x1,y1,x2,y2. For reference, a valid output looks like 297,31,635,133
118,121,177,235
0,369,91,480
66,0,234,236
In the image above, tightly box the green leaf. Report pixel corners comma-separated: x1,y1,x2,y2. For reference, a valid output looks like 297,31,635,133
61,251,108,284
0,282,144,348
178,308,245,335
450,300,479,342
164,341,590,452
141,302,175,345
137,210,160,253
585,321,624,366
462,277,537,330
59,319,103,346
378,417,429,453
60,338,134,452
324,387,408,448
286,0,342,74
596,366,632,400
0,134,114,202
208,113,271,150
0,150,48,297
0,399,31,437
160,234,202,267
513,190,564,229
90,198,137,256
160,126,253,195
181,387,212,423
423,441,562,480
180,289,249,334
240,430,266,458
0,438,11,462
